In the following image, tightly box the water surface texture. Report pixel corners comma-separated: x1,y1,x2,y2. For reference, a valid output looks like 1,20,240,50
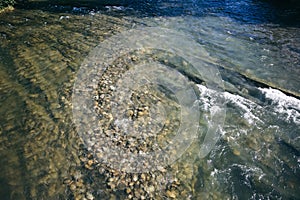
0,0,299,199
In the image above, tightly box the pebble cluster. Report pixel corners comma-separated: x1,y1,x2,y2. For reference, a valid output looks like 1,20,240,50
65,50,200,199
64,147,184,200
79,50,187,170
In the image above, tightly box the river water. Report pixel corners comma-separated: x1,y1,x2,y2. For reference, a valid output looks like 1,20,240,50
0,0,299,199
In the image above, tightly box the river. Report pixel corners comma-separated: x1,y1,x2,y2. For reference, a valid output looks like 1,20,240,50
0,0,299,199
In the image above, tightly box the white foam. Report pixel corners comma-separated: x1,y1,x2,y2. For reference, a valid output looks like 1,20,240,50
105,6,126,11
197,85,300,125
197,85,262,125
223,92,262,125
59,15,70,20
259,87,300,124
197,84,214,111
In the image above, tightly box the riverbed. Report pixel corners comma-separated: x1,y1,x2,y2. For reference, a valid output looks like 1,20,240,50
0,0,299,199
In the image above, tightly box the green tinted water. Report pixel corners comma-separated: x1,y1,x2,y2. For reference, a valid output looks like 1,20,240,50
0,2,299,200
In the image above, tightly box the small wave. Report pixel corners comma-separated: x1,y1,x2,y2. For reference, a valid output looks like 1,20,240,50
105,5,127,11
259,87,300,124
223,92,262,125
198,85,300,125
197,85,262,125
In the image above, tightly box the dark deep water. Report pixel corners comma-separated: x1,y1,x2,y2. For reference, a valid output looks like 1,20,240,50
0,0,299,199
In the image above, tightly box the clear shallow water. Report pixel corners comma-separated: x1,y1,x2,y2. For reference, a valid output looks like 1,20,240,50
0,1,299,199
